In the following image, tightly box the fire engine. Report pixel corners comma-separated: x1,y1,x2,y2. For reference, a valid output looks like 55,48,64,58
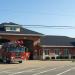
0,41,30,63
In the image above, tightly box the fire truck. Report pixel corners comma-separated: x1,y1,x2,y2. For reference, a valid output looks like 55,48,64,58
0,41,30,63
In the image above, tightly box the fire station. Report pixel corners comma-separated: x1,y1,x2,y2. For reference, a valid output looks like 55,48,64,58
0,22,42,60
40,36,75,60
0,22,75,61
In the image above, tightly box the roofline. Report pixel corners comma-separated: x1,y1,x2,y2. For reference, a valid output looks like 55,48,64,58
4,25,21,27
0,33,43,36
41,45,75,48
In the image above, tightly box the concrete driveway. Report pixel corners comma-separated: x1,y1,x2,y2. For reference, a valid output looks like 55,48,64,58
0,60,74,75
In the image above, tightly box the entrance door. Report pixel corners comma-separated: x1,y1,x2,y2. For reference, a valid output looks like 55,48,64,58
24,40,33,60
18,39,34,60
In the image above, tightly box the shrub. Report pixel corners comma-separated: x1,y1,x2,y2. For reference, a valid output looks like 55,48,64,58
45,57,50,60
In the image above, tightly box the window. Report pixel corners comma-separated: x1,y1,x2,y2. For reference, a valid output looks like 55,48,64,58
43,48,49,55
43,48,50,55
45,50,49,55
10,27,16,30
54,48,60,55
6,26,20,32
63,48,69,56
7,46,25,52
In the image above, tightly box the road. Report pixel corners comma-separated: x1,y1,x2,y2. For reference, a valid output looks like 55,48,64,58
0,61,75,75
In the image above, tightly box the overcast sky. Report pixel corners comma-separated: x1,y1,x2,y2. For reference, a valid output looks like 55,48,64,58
0,0,75,37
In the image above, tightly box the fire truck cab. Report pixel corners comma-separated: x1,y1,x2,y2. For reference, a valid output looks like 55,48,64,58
0,42,30,63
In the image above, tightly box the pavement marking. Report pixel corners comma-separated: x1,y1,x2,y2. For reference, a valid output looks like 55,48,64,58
56,67,75,75
8,67,48,75
32,68,57,75
0,70,12,74
32,64,72,75
9,64,72,75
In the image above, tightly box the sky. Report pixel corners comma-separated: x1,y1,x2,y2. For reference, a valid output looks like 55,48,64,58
0,0,75,37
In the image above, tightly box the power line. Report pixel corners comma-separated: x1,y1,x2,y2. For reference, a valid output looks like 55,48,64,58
21,25,75,29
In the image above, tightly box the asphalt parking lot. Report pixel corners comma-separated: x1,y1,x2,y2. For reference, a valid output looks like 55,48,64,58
0,60,75,75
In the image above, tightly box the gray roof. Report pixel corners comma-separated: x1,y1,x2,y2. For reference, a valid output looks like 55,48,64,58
20,27,42,35
41,35,75,46
0,22,43,36
0,22,18,25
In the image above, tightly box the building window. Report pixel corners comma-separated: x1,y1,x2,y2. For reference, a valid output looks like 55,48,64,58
63,48,69,56
10,27,16,30
43,48,50,55
6,27,20,32
54,48,60,55
44,50,49,55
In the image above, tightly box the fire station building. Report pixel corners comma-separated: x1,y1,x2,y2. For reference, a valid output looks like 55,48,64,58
0,22,42,60
40,36,75,60
0,22,75,60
